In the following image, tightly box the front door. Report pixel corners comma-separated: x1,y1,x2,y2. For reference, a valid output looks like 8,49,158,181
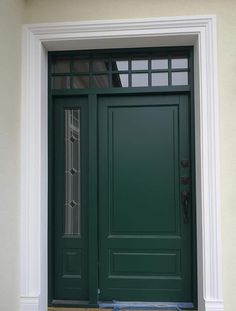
98,94,192,302
49,47,196,307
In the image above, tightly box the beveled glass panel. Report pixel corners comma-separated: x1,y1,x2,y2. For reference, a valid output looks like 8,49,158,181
151,59,168,70
92,59,109,72
172,71,188,85
171,58,188,69
112,74,129,87
152,73,168,86
53,57,70,73
112,59,129,71
53,76,71,89
73,58,89,73
92,75,109,88
132,73,148,87
64,109,81,235
73,75,90,89
131,59,148,70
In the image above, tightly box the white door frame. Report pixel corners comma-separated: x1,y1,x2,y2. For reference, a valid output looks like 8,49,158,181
20,16,224,311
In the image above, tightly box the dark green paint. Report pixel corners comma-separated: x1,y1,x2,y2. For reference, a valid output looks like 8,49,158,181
98,94,192,302
53,97,89,300
48,47,197,308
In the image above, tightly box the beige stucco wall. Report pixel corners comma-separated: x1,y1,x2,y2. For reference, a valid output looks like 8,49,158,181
1,0,236,310
0,1,24,311
24,2,236,311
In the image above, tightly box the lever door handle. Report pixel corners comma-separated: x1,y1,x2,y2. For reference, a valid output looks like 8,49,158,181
181,191,190,224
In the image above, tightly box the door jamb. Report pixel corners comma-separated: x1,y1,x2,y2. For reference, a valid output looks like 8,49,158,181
20,16,223,311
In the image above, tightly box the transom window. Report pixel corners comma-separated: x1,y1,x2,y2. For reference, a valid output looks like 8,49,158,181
50,49,190,89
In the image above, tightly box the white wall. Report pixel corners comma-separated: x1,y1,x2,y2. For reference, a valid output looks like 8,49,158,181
0,0,24,311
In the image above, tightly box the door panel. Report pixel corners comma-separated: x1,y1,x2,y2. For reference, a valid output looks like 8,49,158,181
53,97,89,300
98,95,192,302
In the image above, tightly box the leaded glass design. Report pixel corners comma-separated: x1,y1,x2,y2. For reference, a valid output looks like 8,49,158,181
64,109,81,235
51,51,190,89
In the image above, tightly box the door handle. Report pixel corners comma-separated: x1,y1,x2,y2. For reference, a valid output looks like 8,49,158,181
181,191,190,224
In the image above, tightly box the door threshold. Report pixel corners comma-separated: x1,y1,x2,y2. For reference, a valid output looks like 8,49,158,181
99,302,195,310
48,308,196,311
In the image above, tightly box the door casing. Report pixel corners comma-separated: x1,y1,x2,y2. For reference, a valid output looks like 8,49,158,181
20,16,223,311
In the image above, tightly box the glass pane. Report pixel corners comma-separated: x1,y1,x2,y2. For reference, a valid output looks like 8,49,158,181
152,73,168,86
171,58,188,69
92,75,109,88
132,73,148,87
64,109,81,235
131,59,148,70
112,73,129,87
73,58,89,73
53,57,70,73
112,59,129,71
172,72,188,85
92,59,109,72
73,75,90,88
151,59,168,70
53,76,71,89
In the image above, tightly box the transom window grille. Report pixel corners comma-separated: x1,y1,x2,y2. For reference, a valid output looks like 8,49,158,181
51,51,190,89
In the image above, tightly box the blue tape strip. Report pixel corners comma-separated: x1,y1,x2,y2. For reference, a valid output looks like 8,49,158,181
99,301,194,311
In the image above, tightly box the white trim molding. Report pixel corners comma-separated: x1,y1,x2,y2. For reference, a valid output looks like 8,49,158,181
21,16,223,311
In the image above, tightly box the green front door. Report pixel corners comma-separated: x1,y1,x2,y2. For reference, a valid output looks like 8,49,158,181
49,48,196,307
98,94,192,302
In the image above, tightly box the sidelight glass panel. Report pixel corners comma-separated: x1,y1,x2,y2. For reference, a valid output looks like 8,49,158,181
64,109,81,235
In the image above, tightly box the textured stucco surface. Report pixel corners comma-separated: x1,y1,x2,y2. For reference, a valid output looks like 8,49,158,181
0,0,236,310
0,1,24,311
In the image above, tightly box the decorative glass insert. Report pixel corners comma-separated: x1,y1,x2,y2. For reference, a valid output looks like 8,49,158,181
64,109,81,235
51,51,190,89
